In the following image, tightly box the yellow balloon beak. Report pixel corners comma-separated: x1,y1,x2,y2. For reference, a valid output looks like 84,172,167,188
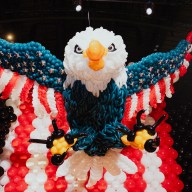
83,40,107,71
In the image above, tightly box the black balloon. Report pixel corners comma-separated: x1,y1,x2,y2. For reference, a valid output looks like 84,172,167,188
0,98,17,178
0,166,4,177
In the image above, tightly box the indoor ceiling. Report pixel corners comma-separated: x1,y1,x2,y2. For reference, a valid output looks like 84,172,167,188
0,0,191,110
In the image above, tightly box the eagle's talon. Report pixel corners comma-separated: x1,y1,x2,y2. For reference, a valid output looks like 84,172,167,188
127,131,136,142
64,134,75,144
46,136,54,148
51,129,65,139
144,137,160,153
134,109,146,131
117,110,165,152
29,119,88,165
51,119,65,139
51,153,67,166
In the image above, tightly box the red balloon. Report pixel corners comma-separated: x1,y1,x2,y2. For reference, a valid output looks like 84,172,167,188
13,175,22,183
169,148,178,159
7,167,18,178
12,138,22,148
166,157,175,165
55,178,67,191
15,181,28,191
97,179,107,191
157,149,167,160
136,180,147,190
137,164,145,175
173,164,182,175
15,126,24,135
162,179,172,191
23,125,34,134
160,164,171,175
44,179,55,191
124,178,136,190
17,166,29,177
45,165,57,177
18,133,27,139
26,113,36,123
4,182,16,192
133,149,143,160
173,179,184,191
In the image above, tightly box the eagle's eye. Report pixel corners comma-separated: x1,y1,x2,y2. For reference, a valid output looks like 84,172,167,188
108,43,117,52
74,45,83,54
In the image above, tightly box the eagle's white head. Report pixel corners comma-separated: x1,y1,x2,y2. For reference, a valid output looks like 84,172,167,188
64,27,128,96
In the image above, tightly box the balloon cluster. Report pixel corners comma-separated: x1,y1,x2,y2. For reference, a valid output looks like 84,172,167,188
0,98,17,177
168,103,192,192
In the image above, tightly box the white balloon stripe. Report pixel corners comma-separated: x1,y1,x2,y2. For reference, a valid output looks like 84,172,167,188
183,59,189,69
129,93,138,119
141,150,166,192
0,69,13,93
143,88,150,115
25,114,51,192
155,83,161,103
32,83,47,117
46,88,58,117
164,75,172,98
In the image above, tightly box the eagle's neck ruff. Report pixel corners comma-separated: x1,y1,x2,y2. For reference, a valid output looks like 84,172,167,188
63,67,127,97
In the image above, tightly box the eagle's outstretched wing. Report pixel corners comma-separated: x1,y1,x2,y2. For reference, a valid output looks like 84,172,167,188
0,39,66,122
123,32,192,122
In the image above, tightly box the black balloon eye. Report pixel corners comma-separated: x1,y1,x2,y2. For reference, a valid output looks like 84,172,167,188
74,45,83,54
108,43,117,52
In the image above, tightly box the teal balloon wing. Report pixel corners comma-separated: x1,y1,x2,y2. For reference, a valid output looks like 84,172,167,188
0,39,66,119
0,39,65,92
123,32,192,120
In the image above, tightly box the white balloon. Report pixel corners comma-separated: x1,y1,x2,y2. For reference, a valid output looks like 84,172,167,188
153,157,162,167
65,174,75,183
25,172,37,184
0,160,11,171
104,172,115,183
0,175,9,185
143,172,153,183
26,158,36,169
116,171,126,183
148,165,157,173
156,172,165,183
36,171,47,184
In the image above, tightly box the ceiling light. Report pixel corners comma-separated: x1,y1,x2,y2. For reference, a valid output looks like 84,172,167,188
74,0,82,12
146,7,152,15
76,4,82,12
5,33,15,42
145,1,154,15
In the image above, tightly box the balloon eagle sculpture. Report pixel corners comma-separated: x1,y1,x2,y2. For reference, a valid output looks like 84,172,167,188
0,27,191,192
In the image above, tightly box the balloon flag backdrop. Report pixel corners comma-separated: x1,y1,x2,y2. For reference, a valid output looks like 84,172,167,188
0,27,191,191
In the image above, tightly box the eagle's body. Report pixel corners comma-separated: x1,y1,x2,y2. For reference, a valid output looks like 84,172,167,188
63,79,128,156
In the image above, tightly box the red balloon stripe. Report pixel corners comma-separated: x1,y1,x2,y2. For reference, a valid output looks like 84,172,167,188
20,79,34,102
151,103,184,192
5,97,36,192
54,92,69,131
38,85,51,114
